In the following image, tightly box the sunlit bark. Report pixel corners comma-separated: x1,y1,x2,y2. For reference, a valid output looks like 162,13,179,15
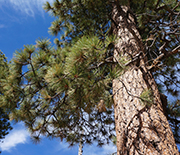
112,4,179,155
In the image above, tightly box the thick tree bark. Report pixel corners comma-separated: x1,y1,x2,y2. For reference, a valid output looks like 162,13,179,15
112,4,179,155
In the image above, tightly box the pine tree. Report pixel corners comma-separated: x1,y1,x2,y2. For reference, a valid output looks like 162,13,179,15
0,0,180,154
0,51,13,153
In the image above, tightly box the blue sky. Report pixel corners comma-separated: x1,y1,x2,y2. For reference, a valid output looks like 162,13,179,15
0,0,117,155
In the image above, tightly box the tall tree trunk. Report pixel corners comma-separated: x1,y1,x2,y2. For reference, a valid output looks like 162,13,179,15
112,3,179,155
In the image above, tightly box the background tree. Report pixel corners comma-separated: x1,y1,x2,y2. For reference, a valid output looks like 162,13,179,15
0,51,13,153
0,0,180,154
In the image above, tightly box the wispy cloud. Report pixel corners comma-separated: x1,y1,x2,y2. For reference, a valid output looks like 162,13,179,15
0,127,29,152
84,143,117,155
55,141,69,152
0,0,54,17
54,140,116,155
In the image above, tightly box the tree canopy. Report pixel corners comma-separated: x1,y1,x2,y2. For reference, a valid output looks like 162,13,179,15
0,51,13,153
0,0,179,148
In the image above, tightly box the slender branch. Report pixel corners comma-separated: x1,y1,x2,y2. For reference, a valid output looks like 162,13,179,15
147,45,180,71
87,56,116,70
166,45,180,57
124,51,143,66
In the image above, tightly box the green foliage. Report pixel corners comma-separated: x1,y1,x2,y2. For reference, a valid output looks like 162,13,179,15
42,0,180,145
0,108,12,139
0,36,116,146
1,0,180,148
111,135,117,146
0,51,13,153
140,89,154,107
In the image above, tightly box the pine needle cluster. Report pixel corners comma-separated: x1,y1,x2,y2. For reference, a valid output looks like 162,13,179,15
0,35,117,146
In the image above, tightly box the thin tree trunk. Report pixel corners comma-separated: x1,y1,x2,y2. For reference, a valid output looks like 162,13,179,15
78,135,83,155
112,3,179,155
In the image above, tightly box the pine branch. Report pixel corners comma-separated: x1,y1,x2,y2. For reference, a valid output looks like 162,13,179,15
87,56,115,70
148,45,180,71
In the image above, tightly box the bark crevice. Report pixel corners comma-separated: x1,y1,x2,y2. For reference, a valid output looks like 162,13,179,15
112,3,179,155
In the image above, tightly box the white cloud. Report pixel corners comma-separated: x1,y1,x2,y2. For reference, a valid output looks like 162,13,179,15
101,144,117,155
0,0,54,17
0,128,29,152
